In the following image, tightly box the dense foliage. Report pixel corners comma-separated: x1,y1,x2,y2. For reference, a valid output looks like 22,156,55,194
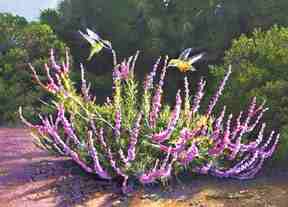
42,0,288,67
211,25,288,162
0,13,67,124
20,47,279,193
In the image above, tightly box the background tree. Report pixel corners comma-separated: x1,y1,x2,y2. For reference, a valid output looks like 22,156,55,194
0,13,67,124
39,0,288,101
0,13,27,54
39,8,61,32
49,0,288,63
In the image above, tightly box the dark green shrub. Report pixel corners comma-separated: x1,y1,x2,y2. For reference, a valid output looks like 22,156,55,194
211,25,288,162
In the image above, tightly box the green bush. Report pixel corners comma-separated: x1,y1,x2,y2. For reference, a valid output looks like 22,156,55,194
20,44,279,193
0,13,67,124
211,25,288,162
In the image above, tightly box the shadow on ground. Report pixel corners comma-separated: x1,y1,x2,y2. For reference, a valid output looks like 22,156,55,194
0,128,121,207
0,128,287,207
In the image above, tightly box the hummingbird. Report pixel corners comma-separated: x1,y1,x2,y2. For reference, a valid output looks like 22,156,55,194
168,48,205,73
79,28,112,61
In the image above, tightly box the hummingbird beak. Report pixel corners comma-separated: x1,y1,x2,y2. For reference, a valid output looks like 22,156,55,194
167,60,173,67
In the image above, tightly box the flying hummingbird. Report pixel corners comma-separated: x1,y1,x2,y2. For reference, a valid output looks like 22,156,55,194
168,48,205,73
79,28,113,61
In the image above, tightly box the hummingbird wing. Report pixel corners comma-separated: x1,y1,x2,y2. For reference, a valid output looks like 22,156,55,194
79,31,96,45
179,48,192,60
86,28,102,41
189,52,205,64
188,65,196,72
101,40,113,50
86,29,113,50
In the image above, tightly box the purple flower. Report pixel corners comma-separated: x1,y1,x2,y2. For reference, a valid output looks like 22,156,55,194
126,113,142,161
178,142,199,166
80,64,92,101
62,48,70,74
184,76,191,117
49,49,61,72
206,66,232,116
119,58,131,80
57,105,81,145
87,130,111,179
41,113,94,173
143,57,161,91
114,110,121,138
149,56,168,127
139,148,176,184
151,90,182,143
191,78,206,114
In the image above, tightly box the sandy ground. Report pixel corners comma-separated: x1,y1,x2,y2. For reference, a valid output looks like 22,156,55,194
0,128,287,207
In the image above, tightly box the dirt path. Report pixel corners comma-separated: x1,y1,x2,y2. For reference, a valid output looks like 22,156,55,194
0,128,287,207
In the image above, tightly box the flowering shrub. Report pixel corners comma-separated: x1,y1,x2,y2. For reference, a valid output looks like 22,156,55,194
20,48,279,193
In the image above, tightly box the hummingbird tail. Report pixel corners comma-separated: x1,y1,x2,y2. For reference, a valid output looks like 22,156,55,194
189,66,196,72
87,53,93,61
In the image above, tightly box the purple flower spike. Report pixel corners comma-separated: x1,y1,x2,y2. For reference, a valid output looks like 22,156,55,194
151,90,182,143
99,128,129,187
138,160,160,184
44,63,60,93
230,111,243,141
40,113,94,173
262,133,280,158
114,110,121,138
144,57,161,91
97,127,108,150
80,64,92,101
149,56,168,127
184,76,191,119
57,105,81,146
241,123,266,151
243,97,257,127
209,114,232,156
126,112,143,162
113,66,121,82
62,48,70,74
206,66,232,116
119,58,130,80
50,49,61,72
191,77,206,114
87,131,111,179
139,149,176,184
178,142,199,166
